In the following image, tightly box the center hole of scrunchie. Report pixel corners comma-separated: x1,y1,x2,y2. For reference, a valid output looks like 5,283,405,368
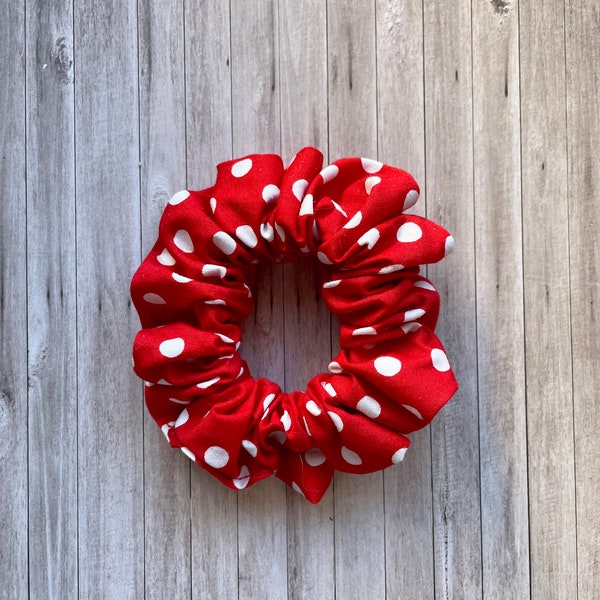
239,256,333,392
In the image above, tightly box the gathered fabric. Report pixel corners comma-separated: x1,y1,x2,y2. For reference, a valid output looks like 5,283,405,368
131,147,458,503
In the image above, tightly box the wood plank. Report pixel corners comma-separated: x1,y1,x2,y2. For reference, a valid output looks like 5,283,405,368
423,1,483,598
26,2,78,598
327,3,385,599
375,2,438,597
0,2,27,598
279,1,334,599
520,1,577,598
74,2,144,596
472,1,530,597
229,2,288,598
184,2,239,598
138,1,192,598
565,1,600,597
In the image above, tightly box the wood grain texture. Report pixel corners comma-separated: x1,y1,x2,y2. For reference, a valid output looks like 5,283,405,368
74,1,144,597
565,1,600,597
328,3,385,600
184,2,239,599
279,2,335,599
26,1,77,598
230,3,288,599
375,2,439,597
423,1,483,598
138,1,192,598
472,1,530,598
0,2,27,598
520,1,577,599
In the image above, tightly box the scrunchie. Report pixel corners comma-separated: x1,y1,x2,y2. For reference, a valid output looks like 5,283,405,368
131,147,458,503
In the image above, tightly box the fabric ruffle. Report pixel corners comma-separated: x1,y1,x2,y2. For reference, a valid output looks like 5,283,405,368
131,147,458,503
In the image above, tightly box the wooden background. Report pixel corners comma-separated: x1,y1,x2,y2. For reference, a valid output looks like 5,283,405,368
1,0,598,598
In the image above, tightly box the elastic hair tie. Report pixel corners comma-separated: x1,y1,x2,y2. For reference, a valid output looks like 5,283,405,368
131,147,458,503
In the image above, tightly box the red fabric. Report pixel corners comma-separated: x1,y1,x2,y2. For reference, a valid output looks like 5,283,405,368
131,147,458,503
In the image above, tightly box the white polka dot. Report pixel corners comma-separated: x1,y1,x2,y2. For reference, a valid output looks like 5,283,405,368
233,465,250,489
236,366,245,379
145,381,154,387
303,417,312,437
263,393,276,411
305,448,326,466
204,446,229,469
404,189,419,210
320,164,339,183
341,446,362,465
321,382,337,397
161,422,173,440
168,397,190,405
158,379,173,386
197,376,220,389
306,400,321,416
269,431,287,444
231,158,252,177
392,448,408,463
299,193,313,216
262,184,280,203
445,235,455,255
181,447,196,461
374,356,401,376
343,211,362,229
312,221,320,242
174,229,194,253
244,283,252,297
213,231,237,255
172,272,192,283
357,228,380,250
323,279,341,289
365,176,381,195
242,440,258,457
331,200,348,217
327,411,344,431
157,248,176,266
143,292,166,304
209,197,217,213
397,222,423,242
274,222,286,242
415,280,436,291
159,337,185,358
357,395,381,418
175,408,189,427
169,190,190,205
292,179,309,200
317,251,332,265
281,410,292,431
379,264,404,275
431,348,451,372
235,225,258,248
404,308,425,322
216,333,234,344
292,482,305,497
328,361,343,373
260,222,275,241
352,326,377,336
401,322,422,334
202,264,226,278
361,157,383,173
402,404,423,419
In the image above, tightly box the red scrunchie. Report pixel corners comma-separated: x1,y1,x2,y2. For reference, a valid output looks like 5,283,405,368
131,147,457,503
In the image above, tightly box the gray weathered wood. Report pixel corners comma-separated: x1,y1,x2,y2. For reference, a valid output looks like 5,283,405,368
520,1,577,598
0,2,27,599
565,1,600,597
328,3,385,599
423,1,483,598
74,2,144,597
138,1,192,597
279,2,335,599
472,1,530,597
184,2,239,599
230,2,288,599
26,2,78,598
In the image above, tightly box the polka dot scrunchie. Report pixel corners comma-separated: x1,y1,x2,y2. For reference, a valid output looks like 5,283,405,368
131,147,458,503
